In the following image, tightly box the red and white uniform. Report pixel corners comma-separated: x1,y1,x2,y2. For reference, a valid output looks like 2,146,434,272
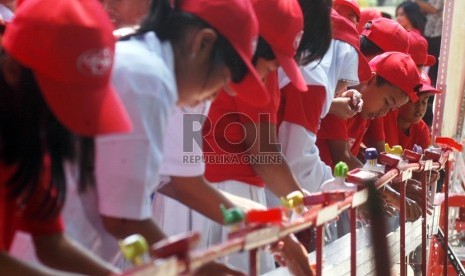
200,72,281,273
277,39,360,194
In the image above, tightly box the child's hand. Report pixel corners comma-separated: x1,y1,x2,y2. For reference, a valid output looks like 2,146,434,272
269,235,314,276
329,89,363,119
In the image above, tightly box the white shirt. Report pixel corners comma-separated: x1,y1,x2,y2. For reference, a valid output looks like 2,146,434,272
276,40,359,192
159,102,211,179
96,32,178,220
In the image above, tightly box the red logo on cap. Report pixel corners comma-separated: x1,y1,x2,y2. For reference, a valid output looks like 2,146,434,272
77,48,113,76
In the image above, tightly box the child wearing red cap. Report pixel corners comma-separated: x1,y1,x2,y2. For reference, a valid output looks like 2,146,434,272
333,0,360,27
0,0,131,274
364,31,437,153
200,0,325,273
81,0,277,274
384,80,441,151
276,10,369,196
359,18,411,154
316,52,424,221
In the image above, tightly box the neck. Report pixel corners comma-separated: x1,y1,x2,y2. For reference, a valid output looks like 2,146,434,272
397,116,411,134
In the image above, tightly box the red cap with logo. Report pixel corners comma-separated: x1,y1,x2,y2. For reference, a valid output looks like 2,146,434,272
179,0,270,106
3,0,132,136
252,0,307,92
331,10,371,82
408,31,436,66
369,52,422,103
333,0,361,20
362,18,409,54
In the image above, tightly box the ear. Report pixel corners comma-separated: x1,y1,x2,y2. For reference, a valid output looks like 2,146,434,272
3,55,22,88
190,28,218,59
367,72,377,85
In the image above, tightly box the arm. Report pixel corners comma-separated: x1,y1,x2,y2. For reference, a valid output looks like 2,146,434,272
157,176,235,224
243,122,303,198
327,140,363,170
32,234,118,276
158,176,266,224
0,251,83,276
101,216,166,245
415,0,440,14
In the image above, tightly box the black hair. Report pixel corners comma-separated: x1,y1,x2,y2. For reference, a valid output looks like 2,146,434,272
136,0,248,83
0,53,95,218
381,12,392,19
375,75,391,87
396,1,425,34
252,37,276,65
295,0,332,65
360,36,384,57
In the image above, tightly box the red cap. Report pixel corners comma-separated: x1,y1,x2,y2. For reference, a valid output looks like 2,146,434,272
331,10,371,82
358,8,382,34
408,31,436,66
3,0,132,136
179,0,269,106
362,18,409,54
419,73,441,94
369,52,422,103
334,0,361,20
252,0,307,92
420,71,431,85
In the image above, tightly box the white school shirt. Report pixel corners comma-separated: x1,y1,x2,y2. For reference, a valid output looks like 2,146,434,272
0,4,13,21
153,103,210,237
275,40,359,193
96,31,178,220
159,103,211,179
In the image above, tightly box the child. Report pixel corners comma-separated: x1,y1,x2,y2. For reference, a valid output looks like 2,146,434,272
316,52,427,221
333,0,360,27
385,79,441,151
365,31,437,152
201,0,330,273
75,1,272,275
277,10,370,194
0,0,131,274
152,0,310,238
360,18,411,154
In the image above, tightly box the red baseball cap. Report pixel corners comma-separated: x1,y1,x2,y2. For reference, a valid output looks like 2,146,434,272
358,8,382,34
252,0,307,92
419,73,441,94
179,0,270,106
331,10,371,82
369,52,422,103
408,31,436,66
333,0,361,20
3,0,132,136
362,18,409,54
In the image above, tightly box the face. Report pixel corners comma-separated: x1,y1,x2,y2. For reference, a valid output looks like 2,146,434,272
396,7,413,31
255,58,279,80
334,5,358,26
360,77,409,119
174,27,236,106
101,0,150,28
398,93,431,123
